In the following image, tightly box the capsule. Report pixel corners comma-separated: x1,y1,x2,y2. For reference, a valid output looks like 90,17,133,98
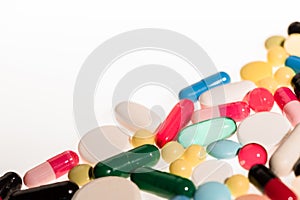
248,164,297,200
243,88,274,112
192,101,250,123
274,87,300,126
8,181,79,200
293,158,300,176
23,151,79,187
130,167,196,199
155,99,194,148
288,22,300,35
270,123,300,177
291,73,300,99
178,71,231,102
0,172,22,200
93,144,160,178
285,56,300,73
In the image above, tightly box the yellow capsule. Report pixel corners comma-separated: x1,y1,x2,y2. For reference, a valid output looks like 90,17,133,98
225,174,250,197
169,159,193,178
274,67,295,86
265,35,285,50
68,164,93,186
240,61,273,83
256,77,279,94
161,141,185,163
181,144,206,167
130,129,155,147
267,46,287,67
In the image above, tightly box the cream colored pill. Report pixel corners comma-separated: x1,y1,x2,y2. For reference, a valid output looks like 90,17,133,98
235,194,270,200
284,34,300,57
161,141,185,163
131,129,155,147
265,35,285,50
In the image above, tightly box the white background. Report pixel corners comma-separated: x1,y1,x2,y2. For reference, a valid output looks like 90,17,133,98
1,1,300,199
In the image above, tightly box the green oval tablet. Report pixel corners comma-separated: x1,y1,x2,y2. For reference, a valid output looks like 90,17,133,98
178,117,237,148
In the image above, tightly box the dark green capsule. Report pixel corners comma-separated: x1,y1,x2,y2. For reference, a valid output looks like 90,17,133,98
93,144,160,178
130,167,196,199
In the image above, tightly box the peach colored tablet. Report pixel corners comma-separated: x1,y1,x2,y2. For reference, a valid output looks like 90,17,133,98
235,194,270,200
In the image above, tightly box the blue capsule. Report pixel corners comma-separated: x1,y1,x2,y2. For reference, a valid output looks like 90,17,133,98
178,72,231,102
285,56,300,73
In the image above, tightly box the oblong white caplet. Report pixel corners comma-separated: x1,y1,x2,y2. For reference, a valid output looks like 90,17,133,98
72,176,142,200
270,123,300,177
114,101,161,133
198,80,256,108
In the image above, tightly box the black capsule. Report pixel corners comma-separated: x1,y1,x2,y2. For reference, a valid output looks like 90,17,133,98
288,22,300,35
0,172,22,200
291,73,300,99
8,181,79,200
293,157,300,176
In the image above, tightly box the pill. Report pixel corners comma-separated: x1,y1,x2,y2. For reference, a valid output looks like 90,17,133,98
23,150,79,188
78,126,131,165
9,181,79,200
265,35,285,50
294,158,300,176
161,141,185,163
71,177,141,200
243,88,274,112
291,73,300,98
288,22,300,35
192,101,250,123
131,129,155,147
169,159,193,178
199,80,256,108
206,139,242,159
235,194,270,200
274,87,300,126
240,61,273,83
237,112,291,151
267,46,287,67
284,34,300,57
93,144,160,178
155,99,194,148
194,181,231,200
286,55,300,73
130,167,196,199
178,71,231,102
192,160,233,186
270,123,300,177
180,144,206,167
114,101,161,133
249,164,297,200
238,143,267,170
291,176,300,198
225,174,250,197
178,117,236,148
274,66,295,86
0,172,22,200
170,195,191,200
256,77,279,94
68,164,93,186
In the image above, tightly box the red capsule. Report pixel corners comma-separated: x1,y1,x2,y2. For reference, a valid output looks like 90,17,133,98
155,99,194,148
243,88,274,112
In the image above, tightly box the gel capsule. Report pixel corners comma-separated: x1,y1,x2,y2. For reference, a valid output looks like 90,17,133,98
131,129,155,147
155,99,194,148
243,88,274,112
0,172,22,200
288,22,300,35
265,35,285,50
169,159,193,178
256,77,279,94
274,87,300,126
181,144,206,167
238,143,267,170
249,164,297,200
225,174,250,197
285,56,300,73
8,181,79,200
23,150,79,188
93,144,160,178
274,66,295,86
178,72,231,102
161,141,185,163
267,46,287,67
130,167,196,199
192,101,250,123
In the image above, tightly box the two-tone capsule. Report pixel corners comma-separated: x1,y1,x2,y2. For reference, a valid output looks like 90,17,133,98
0,172,22,200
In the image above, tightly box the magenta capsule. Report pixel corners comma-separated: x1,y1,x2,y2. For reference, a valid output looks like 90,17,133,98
274,87,300,126
24,151,79,188
191,101,250,123
155,99,194,148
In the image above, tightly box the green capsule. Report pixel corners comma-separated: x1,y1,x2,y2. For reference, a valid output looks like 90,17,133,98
131,167,196,199
178,117,237,148
93,144,160,178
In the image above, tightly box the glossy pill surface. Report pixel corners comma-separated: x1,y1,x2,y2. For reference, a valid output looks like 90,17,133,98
169,159,193,178
286,55,300,73
181,144,206,167
288,22,300,35
131,167,196,199
68,164,93,186
23,151,79,188
265,35,285,50
9,181,79,200
256,77,279,94
274,66,295,86
243,88,274,112
93,144,160,178
235,194,270,200
284,34,300,57
155,99,194,148
238,143,267,170
178,71,231,102
225,174,250,197
240,61,273,83
131,129,155,147
206,139,241,159
170,195,190,200
161,141,185,163
178,117,236,148
291,73,300,98
194,182,231,200
0,172,22,200
267,46,287,67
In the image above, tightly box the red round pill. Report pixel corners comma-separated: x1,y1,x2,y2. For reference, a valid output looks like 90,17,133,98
238,143,267,170
243,88,274,112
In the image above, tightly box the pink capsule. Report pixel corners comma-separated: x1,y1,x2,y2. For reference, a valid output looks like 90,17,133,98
192,101,250,123
243,88,274,112
155,99,194,148
24,151,79,188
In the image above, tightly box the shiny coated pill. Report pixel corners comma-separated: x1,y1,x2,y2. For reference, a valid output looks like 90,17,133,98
180,144,206,167
131,129,155,147
267,46,287,67
238,143,267,170
288,22,300,35
265,35,285,50
285,55,300,73
206,139,241,159
225,174,250,197
240,61,273,83
243,88,274,112
194,181,231,200
68,164,93,186
284,34,300,57
161,141,185,163
0,172,22,200
169,159,193,178
256,77,279,94
274,66,295,86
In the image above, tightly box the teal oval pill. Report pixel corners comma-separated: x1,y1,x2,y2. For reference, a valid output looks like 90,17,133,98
194,182,231,200
206,139,242,159
178,117,237,148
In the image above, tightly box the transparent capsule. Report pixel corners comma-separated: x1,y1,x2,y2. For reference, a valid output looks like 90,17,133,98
274,67,295,86
267,46,287,67
161,141,185,163
243,88,274,112
181,144,206,167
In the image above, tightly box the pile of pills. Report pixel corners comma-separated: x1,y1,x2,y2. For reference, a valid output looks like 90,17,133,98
2,22,300,200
